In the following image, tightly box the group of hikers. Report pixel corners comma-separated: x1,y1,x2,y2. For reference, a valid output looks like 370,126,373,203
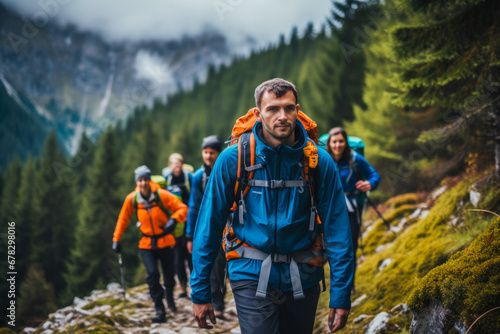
111,78,380,333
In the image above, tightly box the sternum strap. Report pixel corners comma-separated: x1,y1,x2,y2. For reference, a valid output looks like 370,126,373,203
247,179,308,189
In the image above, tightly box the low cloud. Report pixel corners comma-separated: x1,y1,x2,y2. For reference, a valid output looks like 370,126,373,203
1,0,331,55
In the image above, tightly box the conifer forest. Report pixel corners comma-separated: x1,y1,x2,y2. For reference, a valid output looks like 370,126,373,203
0,0,499,333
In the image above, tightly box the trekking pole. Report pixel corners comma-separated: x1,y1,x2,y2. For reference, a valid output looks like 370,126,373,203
365,196,392,231
118,253,126,299
358,197,366,257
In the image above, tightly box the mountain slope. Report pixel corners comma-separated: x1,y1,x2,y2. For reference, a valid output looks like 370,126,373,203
0,75,48,168
0,1,232,157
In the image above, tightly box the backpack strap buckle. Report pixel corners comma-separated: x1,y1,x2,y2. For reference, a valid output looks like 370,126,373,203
272,252,291,264
270,180,286,188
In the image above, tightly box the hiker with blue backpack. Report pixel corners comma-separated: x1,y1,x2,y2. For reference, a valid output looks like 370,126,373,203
112,165,188,323
185,135,228,320
325,127,381,292
190,79,354,333
162,153,194,299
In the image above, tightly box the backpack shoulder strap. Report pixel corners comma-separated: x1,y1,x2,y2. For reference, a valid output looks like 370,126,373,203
154,189,170,218
349,150,363,181
231,132,260,225
165,173,173,186
201,166,208,193
183,170,191,193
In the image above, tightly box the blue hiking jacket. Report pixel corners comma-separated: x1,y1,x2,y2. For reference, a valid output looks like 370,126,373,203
190,120,354,309
186,166,207,239
335,152,380,196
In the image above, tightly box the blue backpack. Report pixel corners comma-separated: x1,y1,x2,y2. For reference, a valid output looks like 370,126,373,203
318,133,365,156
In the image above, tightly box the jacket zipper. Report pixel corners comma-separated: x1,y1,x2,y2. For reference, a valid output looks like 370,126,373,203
147,207,157,236
275,147,281,290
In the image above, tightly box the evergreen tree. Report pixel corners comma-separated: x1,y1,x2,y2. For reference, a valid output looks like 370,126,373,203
18,264,57,326
129,115,159,171
15,157,41,285
344,11,428,196
0,158,22,223
0,159,21,327
316,0,379,125
70,131,94,201
390,0,500,177
64,127,123,301
30,131,76,298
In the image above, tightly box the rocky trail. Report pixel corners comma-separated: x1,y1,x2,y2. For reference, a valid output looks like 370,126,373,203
21,282,241,334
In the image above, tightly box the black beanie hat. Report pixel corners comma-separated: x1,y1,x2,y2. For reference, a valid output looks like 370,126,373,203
202,135,223,152
201,135,222,152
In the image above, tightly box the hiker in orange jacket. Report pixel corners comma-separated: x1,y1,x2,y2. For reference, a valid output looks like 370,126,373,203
112,165,188,323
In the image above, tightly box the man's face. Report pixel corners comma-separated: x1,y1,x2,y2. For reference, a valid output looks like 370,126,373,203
202,147,220,168
136,177,151,197
255,90,298,147
169,158,183,176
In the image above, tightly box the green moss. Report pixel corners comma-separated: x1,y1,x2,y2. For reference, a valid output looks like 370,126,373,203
346,176,478,332
476,178,500,212
408,218,500,333
65,323,121,334
385,313,412,333
362,204,416,255
385,193,421,208
319,174,497,333
0,328,16,334
82,297,124,310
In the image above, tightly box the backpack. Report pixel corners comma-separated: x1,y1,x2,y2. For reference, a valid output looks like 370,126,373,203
223,108,327,297
318,133,365,156
131,188,185,240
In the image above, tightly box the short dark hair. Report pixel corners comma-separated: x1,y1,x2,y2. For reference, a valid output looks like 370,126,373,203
326,127,351,162
254,78,298,110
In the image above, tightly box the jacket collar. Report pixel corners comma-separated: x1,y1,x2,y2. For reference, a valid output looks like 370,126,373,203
253,119,307,161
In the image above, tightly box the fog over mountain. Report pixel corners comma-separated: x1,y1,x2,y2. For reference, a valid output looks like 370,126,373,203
0,1,330,158
1,0,331,56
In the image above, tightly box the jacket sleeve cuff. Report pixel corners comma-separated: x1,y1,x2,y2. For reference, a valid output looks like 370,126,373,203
329,294,351,309
191,294,211,305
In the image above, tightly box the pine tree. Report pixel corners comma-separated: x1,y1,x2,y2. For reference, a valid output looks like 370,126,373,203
344,12,428,196
18,264,57,326
15,157,41,285
70,131,94,202
0,158,21,327
0,158,22,224
315,0,379,125
390,0,500,177
30,131,76,298
64,127,123,301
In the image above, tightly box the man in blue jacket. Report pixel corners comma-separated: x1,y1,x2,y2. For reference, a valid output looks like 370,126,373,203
186,135,227,318
191,78,354,333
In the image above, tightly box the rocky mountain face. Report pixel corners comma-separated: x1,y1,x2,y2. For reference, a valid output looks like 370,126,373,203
0,2,232,156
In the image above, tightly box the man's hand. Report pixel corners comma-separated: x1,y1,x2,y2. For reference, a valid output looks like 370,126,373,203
355,180,371,192
328,308,349,332
193,302,216,329
187,240,193,254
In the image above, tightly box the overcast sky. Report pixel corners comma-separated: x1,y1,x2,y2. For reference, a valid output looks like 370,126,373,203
1,0,332,54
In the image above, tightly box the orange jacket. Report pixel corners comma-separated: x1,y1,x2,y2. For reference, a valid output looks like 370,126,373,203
113,181,188,249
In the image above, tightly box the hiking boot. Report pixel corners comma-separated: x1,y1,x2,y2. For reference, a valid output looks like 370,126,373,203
178,281,189,299
166,294,177,313
214,310,225,320
152,299,166,323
